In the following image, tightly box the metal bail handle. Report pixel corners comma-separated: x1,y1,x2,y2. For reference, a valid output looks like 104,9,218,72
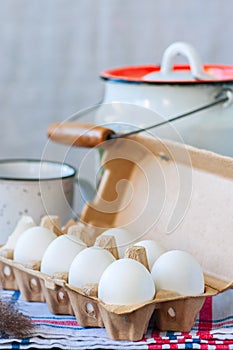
47,89,232,147
110,88,233,139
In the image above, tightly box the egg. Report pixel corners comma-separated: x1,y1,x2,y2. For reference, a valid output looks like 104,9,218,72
68,246,116,288
13,226,57,265
98,258,155,305
151,249,205,296
96,228,135,258
1,215,36,250
40,234,87,276
134,240,166,271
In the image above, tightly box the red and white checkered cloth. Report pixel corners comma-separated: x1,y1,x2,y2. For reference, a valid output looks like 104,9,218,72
1,288,233,349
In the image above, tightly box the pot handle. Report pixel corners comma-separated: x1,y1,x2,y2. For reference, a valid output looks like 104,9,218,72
160,41,214,80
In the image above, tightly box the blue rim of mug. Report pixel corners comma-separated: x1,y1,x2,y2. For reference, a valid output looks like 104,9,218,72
0,159,76,181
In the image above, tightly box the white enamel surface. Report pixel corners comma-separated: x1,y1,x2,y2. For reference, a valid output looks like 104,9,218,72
41,234,87,276
98,69,233,159
0,160,75,180
13,226,57,265
145,42,214,81
0,160,76,244
151,250,205,296
68,246,115,288
98,258,155,305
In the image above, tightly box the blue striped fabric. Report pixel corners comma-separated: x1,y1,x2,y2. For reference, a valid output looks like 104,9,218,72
1,289,233,349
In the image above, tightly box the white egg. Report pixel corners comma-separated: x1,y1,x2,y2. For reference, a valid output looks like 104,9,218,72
1,215,36,250
98,258,155,305
97,228,135,258
13,226,57,265
68,246,115,288
151,249,205,296
134,240,166,271
40,234,87,276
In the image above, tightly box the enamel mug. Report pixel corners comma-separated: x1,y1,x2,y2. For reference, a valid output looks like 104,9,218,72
0,159,76,244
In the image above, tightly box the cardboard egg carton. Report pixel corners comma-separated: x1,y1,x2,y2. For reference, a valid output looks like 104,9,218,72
1,134,233,340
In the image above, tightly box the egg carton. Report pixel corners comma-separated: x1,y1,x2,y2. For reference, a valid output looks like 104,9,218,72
1,134,233,341
0,235,214,340
0,246,218,341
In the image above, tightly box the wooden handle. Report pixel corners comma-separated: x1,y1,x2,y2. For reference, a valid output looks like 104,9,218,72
47,122,116,148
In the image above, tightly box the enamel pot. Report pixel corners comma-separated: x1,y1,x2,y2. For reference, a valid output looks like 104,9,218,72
97,42,233,157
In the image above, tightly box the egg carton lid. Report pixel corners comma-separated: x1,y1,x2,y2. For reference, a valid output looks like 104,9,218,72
80,133,233,293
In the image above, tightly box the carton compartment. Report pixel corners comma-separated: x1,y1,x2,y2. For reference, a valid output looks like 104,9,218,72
13,264,46,302
0,256,18,290
42,276,74,315
98,302,155,341
154,297,206,332
66,285,104,327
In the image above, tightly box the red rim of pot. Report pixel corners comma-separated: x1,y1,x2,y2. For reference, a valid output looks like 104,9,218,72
100,64,233,85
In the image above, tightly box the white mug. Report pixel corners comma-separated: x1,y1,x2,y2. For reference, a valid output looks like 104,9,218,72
0,159,79,244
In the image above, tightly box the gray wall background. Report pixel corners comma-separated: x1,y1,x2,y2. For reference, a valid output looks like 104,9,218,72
0,0,233,168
